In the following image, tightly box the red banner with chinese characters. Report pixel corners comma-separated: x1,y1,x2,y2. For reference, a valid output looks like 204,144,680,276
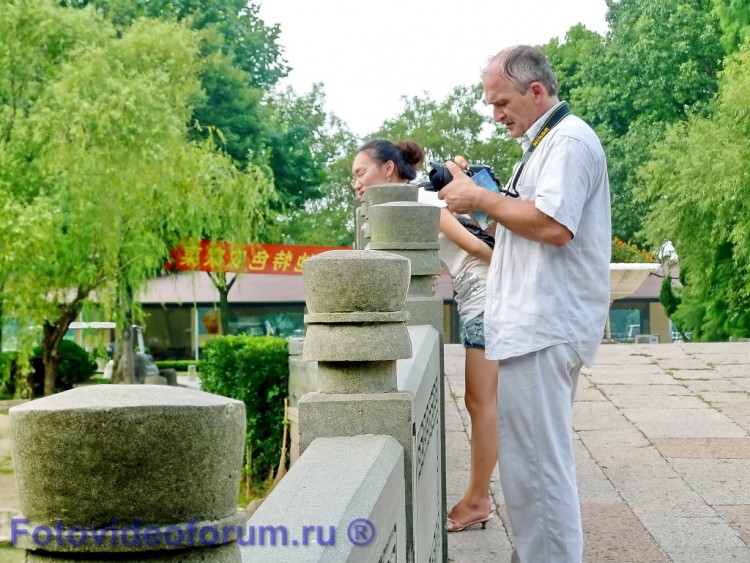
167,240,352,275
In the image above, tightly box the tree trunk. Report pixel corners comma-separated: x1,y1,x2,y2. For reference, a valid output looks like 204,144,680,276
41,325,62,397
113,324,135,384
208,272,236,336
112,283,136,384
41,305,81,396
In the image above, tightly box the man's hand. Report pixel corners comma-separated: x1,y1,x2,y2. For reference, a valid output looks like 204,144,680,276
437,160,484,214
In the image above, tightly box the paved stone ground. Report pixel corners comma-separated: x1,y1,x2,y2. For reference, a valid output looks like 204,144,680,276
445,342,750,562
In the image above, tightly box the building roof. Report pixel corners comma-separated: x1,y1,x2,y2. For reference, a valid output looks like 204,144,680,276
622,264,680,301
138,271,456,305
138,264,672,307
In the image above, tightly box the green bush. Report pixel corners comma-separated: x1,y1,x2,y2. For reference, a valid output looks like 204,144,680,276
155,360,198,371
0,352,18,397
0,340,95,397
199,336,288,483
30,340,97,395
611,237,656,263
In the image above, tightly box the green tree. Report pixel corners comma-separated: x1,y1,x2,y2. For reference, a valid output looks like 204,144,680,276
263,85,332,213
373,84,521,182
1,1,275,393
63,0,288,88
639,41,750,340
543,24,607,119
66,0,341,239
279,112,360,246
711,0,750,54
543,0,725,242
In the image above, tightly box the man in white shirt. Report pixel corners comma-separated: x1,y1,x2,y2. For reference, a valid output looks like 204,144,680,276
438,45,611,562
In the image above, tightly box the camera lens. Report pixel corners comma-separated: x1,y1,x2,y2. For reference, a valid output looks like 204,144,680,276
427,162,453,191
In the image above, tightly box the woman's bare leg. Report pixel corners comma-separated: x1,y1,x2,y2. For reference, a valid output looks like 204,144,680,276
448,347,499,528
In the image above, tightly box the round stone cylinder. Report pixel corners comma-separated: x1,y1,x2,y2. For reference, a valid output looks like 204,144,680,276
303,322,412,362
368,202,440,250
303,250,410,314
10,385,246,552
363,183,417,209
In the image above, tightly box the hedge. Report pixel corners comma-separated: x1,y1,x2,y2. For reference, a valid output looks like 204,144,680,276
0,340,95,397
155,360,198,371
0,352,17,397
199,336,288,483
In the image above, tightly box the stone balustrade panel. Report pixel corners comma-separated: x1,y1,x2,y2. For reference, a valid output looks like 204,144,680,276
241,435,406,563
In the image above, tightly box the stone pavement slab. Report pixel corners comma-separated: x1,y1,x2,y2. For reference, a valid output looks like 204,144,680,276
444,342,750,563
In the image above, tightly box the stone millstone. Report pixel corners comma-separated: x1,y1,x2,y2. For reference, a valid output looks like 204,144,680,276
303,250,410,314
303,322,412,362
10,385,246,551
368,202,441,249
363,183,418,208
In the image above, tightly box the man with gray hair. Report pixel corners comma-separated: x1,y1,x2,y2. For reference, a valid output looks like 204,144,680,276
438,45,611,562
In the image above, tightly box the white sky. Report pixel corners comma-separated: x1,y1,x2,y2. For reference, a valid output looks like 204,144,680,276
257,0,610,138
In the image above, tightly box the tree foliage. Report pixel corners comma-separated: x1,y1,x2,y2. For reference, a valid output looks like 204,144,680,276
1,0,275,393
278,111,360,247
373,84,521,182
65,0,334,228
711,0,750,54
639,42,750,340
542,0,725,242
62,0,288,88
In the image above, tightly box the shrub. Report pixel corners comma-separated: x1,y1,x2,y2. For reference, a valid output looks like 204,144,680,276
30,340,97,395
611,237,656,263
0,352,18,397
0,340,96,397
199,336,288,483
155,360,198,371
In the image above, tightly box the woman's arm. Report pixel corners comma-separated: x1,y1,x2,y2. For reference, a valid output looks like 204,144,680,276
439,208,493,263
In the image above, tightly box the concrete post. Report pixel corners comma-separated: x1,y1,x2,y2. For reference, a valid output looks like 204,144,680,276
299,249,424,560
10,385,246,562
368,200,448,562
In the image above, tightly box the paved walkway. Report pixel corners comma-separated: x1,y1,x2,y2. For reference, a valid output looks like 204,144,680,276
445,342,750,562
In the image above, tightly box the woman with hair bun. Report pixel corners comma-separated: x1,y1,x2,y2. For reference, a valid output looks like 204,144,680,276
352,139,498,533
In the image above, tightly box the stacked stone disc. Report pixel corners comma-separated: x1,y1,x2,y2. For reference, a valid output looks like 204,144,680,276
355,183,418,250
367,200,443,336
9,385,246,562
302,249,412,393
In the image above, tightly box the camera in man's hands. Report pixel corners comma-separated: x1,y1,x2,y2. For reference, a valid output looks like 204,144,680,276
422,161,501,192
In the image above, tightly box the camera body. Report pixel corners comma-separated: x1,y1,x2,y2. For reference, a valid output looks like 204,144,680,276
422,161,500,192
421,161,502,229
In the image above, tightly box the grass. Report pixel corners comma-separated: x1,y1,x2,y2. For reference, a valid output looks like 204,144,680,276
0,454,12,475
88,377,110,385
0,543,23,563
237,478,272,507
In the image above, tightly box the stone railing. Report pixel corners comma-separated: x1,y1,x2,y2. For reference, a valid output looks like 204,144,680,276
266,187,446,562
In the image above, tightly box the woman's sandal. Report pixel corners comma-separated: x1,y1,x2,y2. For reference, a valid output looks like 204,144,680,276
446,504,494,533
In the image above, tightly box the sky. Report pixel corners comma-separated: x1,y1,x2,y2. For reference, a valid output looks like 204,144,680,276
257,0,610,138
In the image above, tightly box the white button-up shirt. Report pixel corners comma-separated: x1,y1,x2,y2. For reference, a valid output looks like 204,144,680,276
484,102,611,366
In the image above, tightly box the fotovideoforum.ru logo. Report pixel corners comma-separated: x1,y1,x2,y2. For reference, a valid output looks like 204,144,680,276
10,517,377,549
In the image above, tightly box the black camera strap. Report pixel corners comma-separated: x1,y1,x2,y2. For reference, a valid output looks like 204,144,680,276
501,101,572,198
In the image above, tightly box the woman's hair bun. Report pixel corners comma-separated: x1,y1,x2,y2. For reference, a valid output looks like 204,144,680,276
396,140,424,170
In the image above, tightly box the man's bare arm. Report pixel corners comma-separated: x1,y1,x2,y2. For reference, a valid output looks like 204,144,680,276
438,161,572,247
